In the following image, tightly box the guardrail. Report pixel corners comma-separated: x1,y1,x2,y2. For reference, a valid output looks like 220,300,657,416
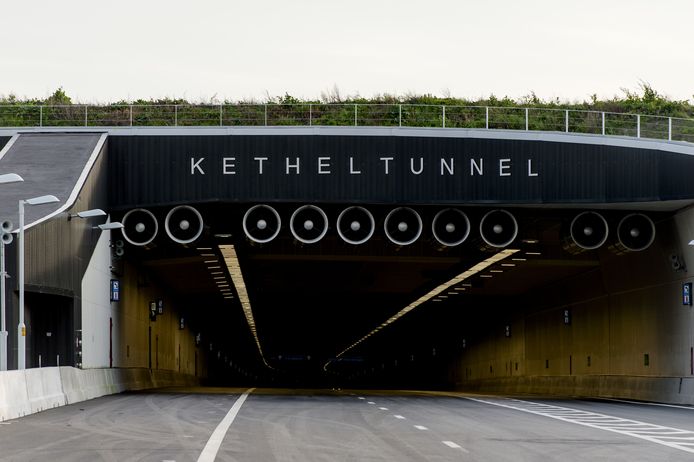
1,104,693,142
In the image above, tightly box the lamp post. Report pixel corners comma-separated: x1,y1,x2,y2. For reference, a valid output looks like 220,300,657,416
0,173,24,371
18,194,59,370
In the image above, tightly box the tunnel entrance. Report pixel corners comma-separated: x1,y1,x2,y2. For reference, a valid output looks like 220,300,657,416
113,202,666,389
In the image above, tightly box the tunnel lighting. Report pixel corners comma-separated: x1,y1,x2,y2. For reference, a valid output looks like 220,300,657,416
490,269,503,273
512,258,527,262
197,247,212,250
526,251,541,256
207,265,221,269
204,259,218,263
447,292,458,295
480,274,493,278
213,276,225,279
218,244,271,369
324,248,519,371
522,238,539,244
501,263,516,267
211,271,223,275
455,287,466,291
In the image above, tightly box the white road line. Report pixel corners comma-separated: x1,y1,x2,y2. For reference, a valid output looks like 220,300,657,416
467,397,694,455
367,401,376,405
442,441,470,452
394,415,406,419
379,407,389,411
358,397,365,400
197,388,254,462
414,425,428,430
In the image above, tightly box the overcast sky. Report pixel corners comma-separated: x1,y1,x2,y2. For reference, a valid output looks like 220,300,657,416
1,0,692,103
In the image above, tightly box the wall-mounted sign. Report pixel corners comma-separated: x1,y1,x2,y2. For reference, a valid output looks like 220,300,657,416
157,299,164,315
563,309,572,325
110,279,120,302
149,301,157,321
683,282,692,306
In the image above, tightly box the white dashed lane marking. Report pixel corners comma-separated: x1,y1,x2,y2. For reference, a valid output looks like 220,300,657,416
467,397,694,454
394,415,406,419
358,397,365,400
442,441,469,452
367,401,376,405
414,425,428,431
378,407,389,411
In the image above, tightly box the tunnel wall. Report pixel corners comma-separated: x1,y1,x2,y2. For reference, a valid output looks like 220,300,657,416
106,259,208,379
454,205,694,404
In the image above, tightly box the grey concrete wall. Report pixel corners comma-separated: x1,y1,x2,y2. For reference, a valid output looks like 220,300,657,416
114,259,208,379
453,206,694,404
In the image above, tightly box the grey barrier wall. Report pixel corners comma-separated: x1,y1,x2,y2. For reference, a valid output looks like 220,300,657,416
0,367,200,422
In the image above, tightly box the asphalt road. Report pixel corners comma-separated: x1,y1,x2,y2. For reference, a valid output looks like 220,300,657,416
0,388,693,461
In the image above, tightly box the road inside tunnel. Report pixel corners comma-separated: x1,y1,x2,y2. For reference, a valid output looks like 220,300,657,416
115,204,633,390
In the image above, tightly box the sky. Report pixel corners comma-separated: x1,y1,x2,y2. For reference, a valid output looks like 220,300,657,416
1,0,692,103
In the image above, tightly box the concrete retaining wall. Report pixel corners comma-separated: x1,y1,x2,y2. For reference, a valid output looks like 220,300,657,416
461,375,694,404
0,366,200,422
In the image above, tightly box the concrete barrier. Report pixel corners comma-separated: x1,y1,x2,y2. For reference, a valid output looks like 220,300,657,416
0,370,31,421
459,375,694,405
25,368,65,414
0,367,200,421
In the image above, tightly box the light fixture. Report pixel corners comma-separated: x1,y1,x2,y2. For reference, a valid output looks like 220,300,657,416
219,244,271,369
480,274,493,278
68,208,107,221
490,269,503,273
93,222,124,231
323,248,519,371
526,251,541,256
0,173,24,185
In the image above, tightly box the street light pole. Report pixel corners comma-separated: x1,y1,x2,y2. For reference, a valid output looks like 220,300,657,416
17,199,25,369
18,195,59,369
0,172,23,370
0,242,7,371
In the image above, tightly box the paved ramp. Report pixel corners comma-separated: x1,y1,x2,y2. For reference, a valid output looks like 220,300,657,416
0,133,106,228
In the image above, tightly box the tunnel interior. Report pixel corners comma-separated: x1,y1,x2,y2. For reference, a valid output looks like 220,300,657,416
113,202,665,388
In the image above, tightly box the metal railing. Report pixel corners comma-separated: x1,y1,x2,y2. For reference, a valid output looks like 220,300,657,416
0,103,693,143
